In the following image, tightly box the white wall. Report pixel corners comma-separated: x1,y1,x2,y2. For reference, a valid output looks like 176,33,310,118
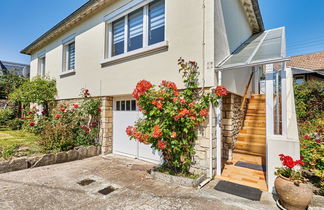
30,0,217,100
222,67,252,96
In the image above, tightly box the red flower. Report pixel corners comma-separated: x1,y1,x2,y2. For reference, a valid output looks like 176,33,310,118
174,91,179,96
171,132,177,139
316,140,321,143
304,134,312,139
97,108,102,112
158,97,165,101
143,134,150,139
167,82,177,91
173,97,178,103
180,156,185,163
279,154,304,168
174,115,180,121
29,122,35,127
152,100,157,105
126,126,135,136
189,101,196,107
216,86,228,96
84,89,90,97
180,98,186,105
73,104,79,108
55,114,61,119
143,141,150,145
152,125,162,138
134,131,143,142
156,101,163,109
132,80,153,99
60,107,66,112
157,140,166,150
199,108,209,117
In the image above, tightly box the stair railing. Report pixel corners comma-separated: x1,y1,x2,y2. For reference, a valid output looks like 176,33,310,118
240,71,254,111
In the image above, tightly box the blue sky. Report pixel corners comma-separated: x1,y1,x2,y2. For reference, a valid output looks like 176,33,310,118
1,0,324,64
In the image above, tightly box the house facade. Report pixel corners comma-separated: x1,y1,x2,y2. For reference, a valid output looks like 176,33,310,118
21,0,300,193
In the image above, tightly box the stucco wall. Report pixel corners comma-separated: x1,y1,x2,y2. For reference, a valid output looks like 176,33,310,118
30,0,217,100
222,67,253,97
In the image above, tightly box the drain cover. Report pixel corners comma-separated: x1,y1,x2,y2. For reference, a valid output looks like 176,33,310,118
77,179,96,186
98,186,116,195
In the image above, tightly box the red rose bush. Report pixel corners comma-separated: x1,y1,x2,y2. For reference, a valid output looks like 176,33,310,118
126,59,227,174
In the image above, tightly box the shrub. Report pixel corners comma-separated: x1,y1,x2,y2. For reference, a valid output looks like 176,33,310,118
126,59,227,174
7,118,24,130
0,108,15,126
0,72,26,99
294,80,324,121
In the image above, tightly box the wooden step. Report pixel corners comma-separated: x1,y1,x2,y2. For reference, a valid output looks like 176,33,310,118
245,115,266,120
249,98,266,103
243,120,266,127
251,94,266,99
248,104,266,109
245,112,266,117
246,109,266,114
219,173,268,191
240,127,266,135
235,141,266,155
232,152,265,165
233,149,266,157
237,133,266,143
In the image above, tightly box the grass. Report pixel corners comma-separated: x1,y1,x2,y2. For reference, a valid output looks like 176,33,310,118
0,127,41,159
155,165,201,179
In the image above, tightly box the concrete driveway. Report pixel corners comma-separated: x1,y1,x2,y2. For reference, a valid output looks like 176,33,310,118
0,155,241,210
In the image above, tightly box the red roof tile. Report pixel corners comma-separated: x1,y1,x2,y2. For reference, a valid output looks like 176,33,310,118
287,52,324,71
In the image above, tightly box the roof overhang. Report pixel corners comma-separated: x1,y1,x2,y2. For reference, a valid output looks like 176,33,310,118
240,0,264,33
216,27,288,71
21,0,117,55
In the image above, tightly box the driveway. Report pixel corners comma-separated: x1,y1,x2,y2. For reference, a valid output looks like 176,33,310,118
0,155,241,210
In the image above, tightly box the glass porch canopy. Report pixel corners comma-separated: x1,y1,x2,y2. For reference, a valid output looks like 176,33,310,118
217,27,289,70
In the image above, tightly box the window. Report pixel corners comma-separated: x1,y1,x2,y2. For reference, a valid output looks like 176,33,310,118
115,100,137,111
295,76,305,84
106,0,165,59
38,56,46,76
63,41,75,71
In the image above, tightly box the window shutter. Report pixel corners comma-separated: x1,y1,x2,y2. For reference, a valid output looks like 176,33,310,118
68,42,75,70
149,0,165,32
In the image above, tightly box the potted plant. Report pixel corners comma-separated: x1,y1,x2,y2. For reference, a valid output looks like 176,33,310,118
275,154,313,210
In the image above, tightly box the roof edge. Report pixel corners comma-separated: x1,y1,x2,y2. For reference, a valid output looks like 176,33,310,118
251,0,264,32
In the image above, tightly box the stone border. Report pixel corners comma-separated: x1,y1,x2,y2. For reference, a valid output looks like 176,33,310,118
150,169,206,188
0,145,100,174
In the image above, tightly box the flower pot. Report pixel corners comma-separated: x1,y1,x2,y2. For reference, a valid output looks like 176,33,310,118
275,175,313,210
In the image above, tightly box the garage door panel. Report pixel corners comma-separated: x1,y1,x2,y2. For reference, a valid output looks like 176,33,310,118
138,143,162,164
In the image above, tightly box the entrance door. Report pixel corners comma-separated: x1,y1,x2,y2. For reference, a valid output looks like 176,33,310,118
112,97,162,164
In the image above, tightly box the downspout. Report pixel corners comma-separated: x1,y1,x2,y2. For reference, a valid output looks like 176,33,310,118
216,69,222,176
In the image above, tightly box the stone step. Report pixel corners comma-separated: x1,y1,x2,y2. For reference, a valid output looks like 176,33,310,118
240,127,266,135
235,141,266,155
237,133,266,143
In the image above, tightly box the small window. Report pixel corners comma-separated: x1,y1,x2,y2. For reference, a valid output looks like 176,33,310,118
126,100,131,110
128,8,143,52
112,18,125,56
148,0,165,45
116,101,121,111
295,76,305,85
121,101,126,111
38,56,46,76
63,41,75,71
131,100,136,111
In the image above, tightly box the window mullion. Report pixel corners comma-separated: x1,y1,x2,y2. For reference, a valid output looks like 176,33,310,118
143,6,148,48
108,23,112,58
124,15,128,53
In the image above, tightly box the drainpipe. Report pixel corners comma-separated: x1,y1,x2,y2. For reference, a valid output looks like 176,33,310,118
216,69,222,176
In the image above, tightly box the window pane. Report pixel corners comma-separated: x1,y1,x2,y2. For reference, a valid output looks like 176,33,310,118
121,101,126,110
112,18,125,56
131,100,136,111
128,8,143,52
39,57,45,76
126,100,131,110
148,0,165,45
116,101,120,111
68,42,75,70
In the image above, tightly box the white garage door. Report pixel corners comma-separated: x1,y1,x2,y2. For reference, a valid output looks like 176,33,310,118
113,97,162,164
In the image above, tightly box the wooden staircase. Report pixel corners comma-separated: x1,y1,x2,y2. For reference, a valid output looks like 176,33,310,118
219,94,267,191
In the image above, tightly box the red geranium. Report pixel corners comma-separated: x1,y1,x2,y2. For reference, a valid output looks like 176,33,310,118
29,122,35,127
199,108,209,117
279,154,304,168
157,140,166,150
216,86,228,96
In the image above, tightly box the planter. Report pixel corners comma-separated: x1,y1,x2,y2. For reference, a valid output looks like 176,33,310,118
275,175,313,210
150,169,206,188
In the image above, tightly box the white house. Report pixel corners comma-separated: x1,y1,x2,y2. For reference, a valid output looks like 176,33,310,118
21,0,300,193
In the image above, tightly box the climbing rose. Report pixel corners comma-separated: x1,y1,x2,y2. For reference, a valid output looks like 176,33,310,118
152,125,162,138
84,89,90,97
29,122,35,127
180,98,186,105
157,140,166,150
55,114,61,119
174,91,179,96
60,108,66,112
304,134,312,139
132,80,153,99
126,126,135,136
171,132,177,139
216,86,228,96
156,101,163,109
73,104,79,108
199,108,209,117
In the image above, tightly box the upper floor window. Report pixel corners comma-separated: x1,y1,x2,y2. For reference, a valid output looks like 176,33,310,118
106,0,165,59
38,56,45,76
63,41,75,72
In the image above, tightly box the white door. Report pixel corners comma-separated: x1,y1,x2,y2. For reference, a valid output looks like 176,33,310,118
113,97,162,164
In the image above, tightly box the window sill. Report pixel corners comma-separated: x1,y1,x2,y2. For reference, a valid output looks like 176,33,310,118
60,69,76,77
101,41,168,66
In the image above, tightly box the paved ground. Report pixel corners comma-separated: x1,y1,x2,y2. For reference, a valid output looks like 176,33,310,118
0,155,242,210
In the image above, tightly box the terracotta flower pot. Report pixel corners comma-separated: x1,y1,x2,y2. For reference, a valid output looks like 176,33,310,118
275,175,313,210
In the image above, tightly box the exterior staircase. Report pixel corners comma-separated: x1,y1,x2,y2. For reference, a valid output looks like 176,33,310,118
219,94,267,191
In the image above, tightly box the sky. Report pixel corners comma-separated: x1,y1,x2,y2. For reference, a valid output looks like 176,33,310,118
1,0,324,64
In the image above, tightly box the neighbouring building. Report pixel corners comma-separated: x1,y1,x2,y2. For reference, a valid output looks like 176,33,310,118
287,52,324,84
21,0,300,193
0,60,30,77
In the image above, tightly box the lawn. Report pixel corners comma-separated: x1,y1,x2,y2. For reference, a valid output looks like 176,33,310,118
0,128,41,159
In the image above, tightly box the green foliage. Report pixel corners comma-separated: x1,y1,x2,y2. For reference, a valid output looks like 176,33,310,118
0,72,26,99
127,59,226,175
0,145,17,159
275,167,305,185
0,108,15,126
7,118,24,130
294,80,324,120
9,76,57,109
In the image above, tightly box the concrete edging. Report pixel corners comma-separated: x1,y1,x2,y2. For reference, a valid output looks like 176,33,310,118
0,145,100,174
151,170,206,188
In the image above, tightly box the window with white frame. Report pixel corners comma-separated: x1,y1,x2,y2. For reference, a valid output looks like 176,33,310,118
38,56,46,76
63,41,75,71
107,0,165,58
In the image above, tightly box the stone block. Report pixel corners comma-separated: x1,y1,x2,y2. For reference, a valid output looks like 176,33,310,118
27,156,41,168
55,151,68,163
33,154,56,167
9,157,28,171
67,150,79,161
97,146,101,155
87,146,97,157
76,146,88,159
0,161,10,173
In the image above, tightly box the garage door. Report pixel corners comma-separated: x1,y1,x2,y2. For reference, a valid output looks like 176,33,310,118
113,97,162,164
